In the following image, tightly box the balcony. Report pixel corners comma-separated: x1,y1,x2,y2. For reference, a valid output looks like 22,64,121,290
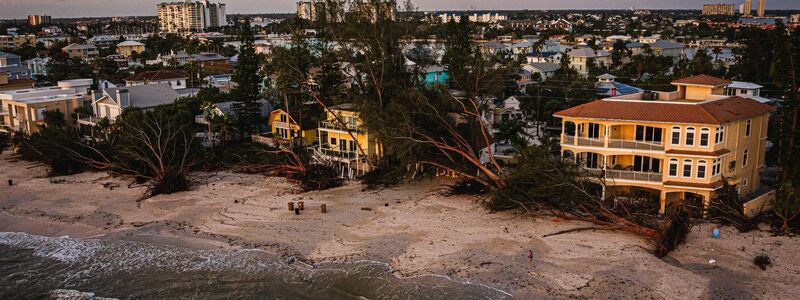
562,135,664,151
76,114,112,126
582,168,663,183
605,170,663,183
319,120,361,132
318,146,359,160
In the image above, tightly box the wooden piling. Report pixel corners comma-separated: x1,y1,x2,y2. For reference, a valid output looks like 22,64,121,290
294,208,300,215
288,202,294,211
320,204,327,213
298,201,304,210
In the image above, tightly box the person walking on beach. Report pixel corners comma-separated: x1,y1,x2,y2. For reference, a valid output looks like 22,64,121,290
527,250,533,264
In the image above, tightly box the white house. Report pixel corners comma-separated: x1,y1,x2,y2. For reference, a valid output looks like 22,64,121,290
725,81,772,103
81,83,180,125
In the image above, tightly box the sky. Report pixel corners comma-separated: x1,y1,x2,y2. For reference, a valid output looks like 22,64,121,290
2,0,799,19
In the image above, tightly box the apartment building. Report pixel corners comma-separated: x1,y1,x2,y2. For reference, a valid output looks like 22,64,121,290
0,79,92,134
296,0,345,22
313,103,382,177
352,0,396,22
157,1,227,33
554,74,773,213
0,35,36,49
702,4,736,16
27,15,52,26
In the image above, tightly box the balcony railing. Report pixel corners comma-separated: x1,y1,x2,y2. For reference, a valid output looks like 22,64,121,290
319,147,359,160
581,168,663,183
319,120,360,132
605,169,663,182
607,139,664,151
562,135,664,151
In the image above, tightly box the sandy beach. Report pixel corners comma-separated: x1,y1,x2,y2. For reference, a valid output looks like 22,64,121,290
1,152,799,299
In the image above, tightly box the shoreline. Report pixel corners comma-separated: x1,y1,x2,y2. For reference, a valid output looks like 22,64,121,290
2,154,799,298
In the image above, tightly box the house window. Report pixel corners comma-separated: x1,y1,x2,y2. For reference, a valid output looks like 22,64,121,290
685,127,695,146
280,114,287,122
668,159,678,177
330,138,337,145
743,179,749,186
587,123,600,139
712,159,722,176
671,126,681,145
715,126,725,144
745,119,752,137
585,153,600,169
697,160,707,179
633,155,661,172
636,126,663,144
743,149,749,167
699,128,710,147
339,139,347,151
349,140,356,153
683,159,693,178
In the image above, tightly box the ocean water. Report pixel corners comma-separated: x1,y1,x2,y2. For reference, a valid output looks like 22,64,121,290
0,232,510,299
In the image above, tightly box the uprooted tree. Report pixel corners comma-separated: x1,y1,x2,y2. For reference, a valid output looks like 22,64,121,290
488,146,694,257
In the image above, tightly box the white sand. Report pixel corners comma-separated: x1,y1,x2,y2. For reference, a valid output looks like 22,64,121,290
1,153,798,298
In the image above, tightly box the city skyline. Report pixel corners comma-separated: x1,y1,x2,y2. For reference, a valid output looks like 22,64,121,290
2,0,800,19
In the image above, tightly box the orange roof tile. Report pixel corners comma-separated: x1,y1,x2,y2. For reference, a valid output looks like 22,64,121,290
554,96,773,125
671,74,732,87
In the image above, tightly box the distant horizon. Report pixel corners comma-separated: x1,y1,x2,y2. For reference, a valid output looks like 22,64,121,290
2,0,800,19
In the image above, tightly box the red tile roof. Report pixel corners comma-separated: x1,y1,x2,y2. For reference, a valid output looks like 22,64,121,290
125,70,187,82
554,96,774,125
671,74,732,87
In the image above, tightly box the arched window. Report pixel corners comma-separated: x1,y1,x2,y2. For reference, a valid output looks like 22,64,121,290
700,128,710,147
668,159,679,177
685,127,695,146
671,126,681,145
683,159,693,178
697,160,707,178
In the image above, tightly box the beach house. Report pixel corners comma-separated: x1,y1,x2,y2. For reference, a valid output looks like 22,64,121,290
554,74,774,213
313,103,382,177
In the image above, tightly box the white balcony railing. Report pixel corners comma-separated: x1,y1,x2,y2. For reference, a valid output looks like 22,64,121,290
562,135,664,151
605,169,663,182
319,120,360,132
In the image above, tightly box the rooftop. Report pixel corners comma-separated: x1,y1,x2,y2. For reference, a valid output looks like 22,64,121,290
554,96,774,125
126,70,187,82
671,74,732,87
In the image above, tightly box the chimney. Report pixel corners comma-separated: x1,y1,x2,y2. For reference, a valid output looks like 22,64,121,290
611,87,617,97
116,89,130,107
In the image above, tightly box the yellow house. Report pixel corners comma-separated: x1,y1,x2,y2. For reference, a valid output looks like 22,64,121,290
554,74,774,213
268,109,316,147
115,41,146,58
314,103,383,177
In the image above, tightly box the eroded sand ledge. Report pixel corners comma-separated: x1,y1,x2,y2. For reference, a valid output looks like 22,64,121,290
1,153,798,299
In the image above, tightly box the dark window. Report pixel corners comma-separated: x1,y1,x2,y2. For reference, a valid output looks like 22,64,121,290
745,120,752,137
683,160,692,177
669,160,678,177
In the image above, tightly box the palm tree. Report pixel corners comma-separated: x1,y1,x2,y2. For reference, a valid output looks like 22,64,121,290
493,118,529,148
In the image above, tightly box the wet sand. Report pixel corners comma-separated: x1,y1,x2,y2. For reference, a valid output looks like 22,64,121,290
1,153,799,299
